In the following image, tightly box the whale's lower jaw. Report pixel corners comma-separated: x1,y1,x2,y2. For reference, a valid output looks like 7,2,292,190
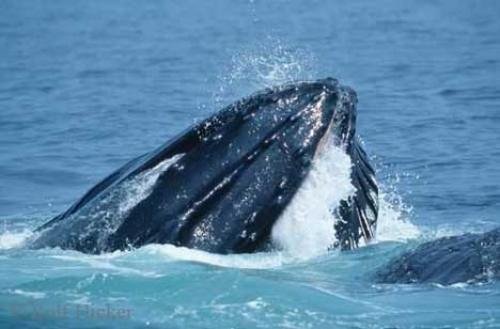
31,78,378,255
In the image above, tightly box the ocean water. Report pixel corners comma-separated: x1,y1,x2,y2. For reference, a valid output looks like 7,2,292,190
1,0,500,328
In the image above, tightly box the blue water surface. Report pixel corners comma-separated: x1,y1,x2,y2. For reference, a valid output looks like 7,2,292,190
1,0,500,328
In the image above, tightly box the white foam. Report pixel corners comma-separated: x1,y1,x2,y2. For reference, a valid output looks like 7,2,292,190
0,229,33,250
142,244,293,269
271,145,355,259
9,289,46,299
50,252,161,277
246,298,268,310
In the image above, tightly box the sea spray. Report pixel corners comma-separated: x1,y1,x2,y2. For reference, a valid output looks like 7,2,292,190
212,38,317,109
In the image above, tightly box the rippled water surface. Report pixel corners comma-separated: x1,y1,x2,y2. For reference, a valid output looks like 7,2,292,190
1,0,500,328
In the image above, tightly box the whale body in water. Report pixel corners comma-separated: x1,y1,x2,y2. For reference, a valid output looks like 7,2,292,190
376,228,500,285
31,78,378,254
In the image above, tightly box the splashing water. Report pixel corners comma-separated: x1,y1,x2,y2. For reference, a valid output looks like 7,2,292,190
376,190,421,243
272,145,355,259
142,244,291,269
373,163,421,243
0,229,33,250
213,38,317,107
270,143,420,259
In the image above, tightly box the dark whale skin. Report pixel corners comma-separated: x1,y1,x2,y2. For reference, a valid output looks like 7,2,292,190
31,78,378,254
375,228,500,285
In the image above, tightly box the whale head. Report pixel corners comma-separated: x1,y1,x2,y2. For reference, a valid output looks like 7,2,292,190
32,78,376,255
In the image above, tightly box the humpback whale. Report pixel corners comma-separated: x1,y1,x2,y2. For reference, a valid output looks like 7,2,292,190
31,78,378,254
376,228,500,285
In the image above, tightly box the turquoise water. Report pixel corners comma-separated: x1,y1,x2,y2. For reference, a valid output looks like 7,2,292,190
1,0,500,328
